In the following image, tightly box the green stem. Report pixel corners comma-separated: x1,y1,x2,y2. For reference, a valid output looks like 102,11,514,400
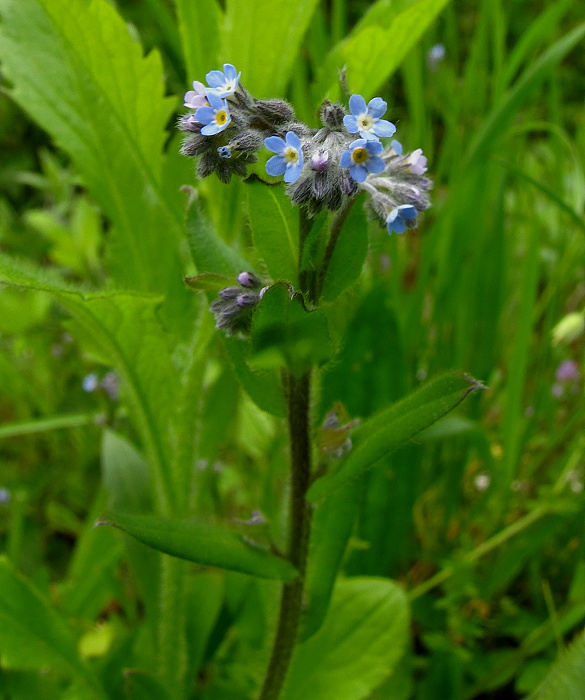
259,371,313,700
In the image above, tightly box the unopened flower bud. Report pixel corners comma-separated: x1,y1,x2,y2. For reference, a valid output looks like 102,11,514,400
238,271,261,288
237,293,258,308
319,100,346,129
253,98,295,125
311,150,330,172
219,286,241,300
218,146,232,159
228,130,263,152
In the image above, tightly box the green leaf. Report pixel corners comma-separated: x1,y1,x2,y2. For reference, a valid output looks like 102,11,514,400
223,336,287,417
100,511,299,581
185,196,249,276
246,182,299,286
0,557,105,698
321,203,369,302
315,0,452,101
102,430,152,514
175,0,222,82
184,272,237,292
282,577,409,700
529,628,585,699
0,253,179,515
250,283,332,377
0,0,185,295
220,0,320,97
300,484,360,641
308,372,483,501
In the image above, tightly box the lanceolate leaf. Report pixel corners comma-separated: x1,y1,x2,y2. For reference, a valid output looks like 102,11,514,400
101,511,299,581
529,628,585,700
0,0,184,294
308,372,483,501
246,182,299,286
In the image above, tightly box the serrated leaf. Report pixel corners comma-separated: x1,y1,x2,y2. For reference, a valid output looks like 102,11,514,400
316,0,452,101
529,628,585,699
101,511,298,581
0,0,184,294
220,0,320,97
0,557,105,698
308,372,483,501
283,577,409,700
246,183,299,285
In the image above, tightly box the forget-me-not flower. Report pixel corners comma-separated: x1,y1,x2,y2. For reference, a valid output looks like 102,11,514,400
340,139,385,183
184,80,208,109
386,204,418,234
343,95,396,141
206,63,241,98
265,131,304,183
195,92,231,135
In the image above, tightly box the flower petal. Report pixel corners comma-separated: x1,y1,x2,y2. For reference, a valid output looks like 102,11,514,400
284,160,303,183
365,140,384,156
349,94,367,116
194,106,215,124
373,119,396,138
365,156,385,174
266,155,287,176
264,136,286,154
285,131,302,150
206,69,225,88
339,150,352,168
349,163,367,182
367,97,387,118
343,115,359,133
398,204,417,219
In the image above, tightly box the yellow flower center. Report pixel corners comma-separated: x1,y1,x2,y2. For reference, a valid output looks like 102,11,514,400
283,146,299,164
216,110,228,125
357,114,374,131
352,147,369,164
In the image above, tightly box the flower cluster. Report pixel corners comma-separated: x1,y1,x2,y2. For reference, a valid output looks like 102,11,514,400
179,64,432,232
209,271,267,336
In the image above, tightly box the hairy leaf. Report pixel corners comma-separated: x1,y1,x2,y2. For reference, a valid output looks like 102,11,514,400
308,372,483,501
101,511,299,581
0,0,185,295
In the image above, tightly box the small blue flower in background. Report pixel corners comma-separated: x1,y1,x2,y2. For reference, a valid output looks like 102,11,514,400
82,373,99,392
264,131,304,183
184,80,208,109
340,139,385,182
343,95,396,141
206,63,241,98
386,204,417,234
195,92,231,135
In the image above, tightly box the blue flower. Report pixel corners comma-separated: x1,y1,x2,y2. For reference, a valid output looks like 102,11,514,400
206,63,241,98
194,92,231,136
343,94,396,141
386,205,417,234
264,131,304,183
218,146,232,159
339,139,385,183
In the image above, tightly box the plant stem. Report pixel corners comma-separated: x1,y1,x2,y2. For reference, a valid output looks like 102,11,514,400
259,371,313,700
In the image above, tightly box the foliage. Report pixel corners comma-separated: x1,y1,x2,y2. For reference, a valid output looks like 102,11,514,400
0,0,584,699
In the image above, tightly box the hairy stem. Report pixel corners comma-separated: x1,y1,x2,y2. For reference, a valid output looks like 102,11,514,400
259,371,313,700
